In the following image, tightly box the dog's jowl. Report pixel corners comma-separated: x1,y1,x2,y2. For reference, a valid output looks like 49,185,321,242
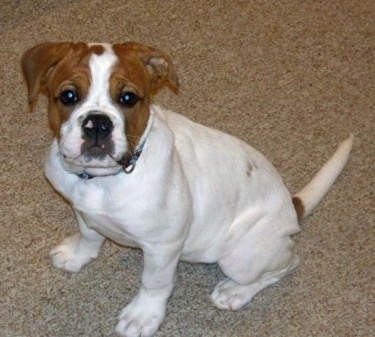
22,41,353,337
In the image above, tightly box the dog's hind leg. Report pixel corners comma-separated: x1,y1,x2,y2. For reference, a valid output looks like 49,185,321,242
212,214,300,310
212,254,299,310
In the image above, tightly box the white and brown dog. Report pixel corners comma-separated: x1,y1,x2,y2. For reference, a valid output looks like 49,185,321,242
22,42,353,337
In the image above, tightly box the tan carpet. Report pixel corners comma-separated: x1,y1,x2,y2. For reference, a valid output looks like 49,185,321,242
1,1,374,336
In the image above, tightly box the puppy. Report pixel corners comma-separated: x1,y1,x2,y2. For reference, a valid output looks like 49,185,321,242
22,41,353,337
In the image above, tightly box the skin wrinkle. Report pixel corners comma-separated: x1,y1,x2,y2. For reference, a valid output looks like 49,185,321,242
246,161,253,177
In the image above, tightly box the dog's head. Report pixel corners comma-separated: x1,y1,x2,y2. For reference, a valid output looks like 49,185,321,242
22,42,178,176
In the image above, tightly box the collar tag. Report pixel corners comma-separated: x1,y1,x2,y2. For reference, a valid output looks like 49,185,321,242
77,171,93,180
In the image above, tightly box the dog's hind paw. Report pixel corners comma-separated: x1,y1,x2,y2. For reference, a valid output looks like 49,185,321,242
49,233,99,273
211,278,254,311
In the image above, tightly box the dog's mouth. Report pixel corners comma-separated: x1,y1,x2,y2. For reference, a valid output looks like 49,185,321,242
60,151,122,178
60,134,130,174
61,149,142,178
62,140,141,174
82,145,113,162
63,152,119,167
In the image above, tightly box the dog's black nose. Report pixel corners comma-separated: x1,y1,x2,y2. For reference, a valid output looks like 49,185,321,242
82,114,113,139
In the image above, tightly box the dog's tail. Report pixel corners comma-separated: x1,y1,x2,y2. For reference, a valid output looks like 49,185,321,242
292,134,354,220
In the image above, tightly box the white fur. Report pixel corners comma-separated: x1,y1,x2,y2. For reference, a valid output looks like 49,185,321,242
294,134,354,217
45,47,353,337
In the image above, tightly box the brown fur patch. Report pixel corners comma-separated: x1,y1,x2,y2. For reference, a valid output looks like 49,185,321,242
111,42,178,156
22,41,178,145
22,43,105,138
292,196,305,220
113,42,178,95
110,45,152,156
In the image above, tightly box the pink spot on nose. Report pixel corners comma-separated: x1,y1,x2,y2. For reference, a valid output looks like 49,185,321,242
83,120,94,129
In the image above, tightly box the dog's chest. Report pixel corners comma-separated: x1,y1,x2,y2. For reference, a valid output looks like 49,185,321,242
70,179,144,246
71,179,112,213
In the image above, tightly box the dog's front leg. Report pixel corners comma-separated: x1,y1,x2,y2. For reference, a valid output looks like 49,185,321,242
116,245,181,337
49,210,105,273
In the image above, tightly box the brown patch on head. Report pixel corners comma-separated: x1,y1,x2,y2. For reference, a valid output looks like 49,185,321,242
111,42,178,155
292,196,305,220
22,41,178,150
21,42,104,137
113,42,179,95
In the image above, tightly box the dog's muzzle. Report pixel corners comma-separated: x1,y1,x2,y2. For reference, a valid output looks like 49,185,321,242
81,113,115,159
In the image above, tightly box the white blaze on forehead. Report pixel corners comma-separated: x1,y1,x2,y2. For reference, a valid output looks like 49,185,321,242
59,43,127,164
87,44,118,107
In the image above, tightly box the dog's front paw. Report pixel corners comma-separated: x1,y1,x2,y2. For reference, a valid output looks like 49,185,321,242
115,295,166,337
49,233,99,273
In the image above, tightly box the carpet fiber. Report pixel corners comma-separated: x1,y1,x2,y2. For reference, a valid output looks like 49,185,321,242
1,1,373,336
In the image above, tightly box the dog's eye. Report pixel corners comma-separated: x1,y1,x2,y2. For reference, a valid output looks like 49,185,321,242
60,90,78,105
119,92,139,108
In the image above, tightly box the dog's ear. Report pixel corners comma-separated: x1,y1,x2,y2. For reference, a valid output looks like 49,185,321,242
116,42,179,95
21,42,73,110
